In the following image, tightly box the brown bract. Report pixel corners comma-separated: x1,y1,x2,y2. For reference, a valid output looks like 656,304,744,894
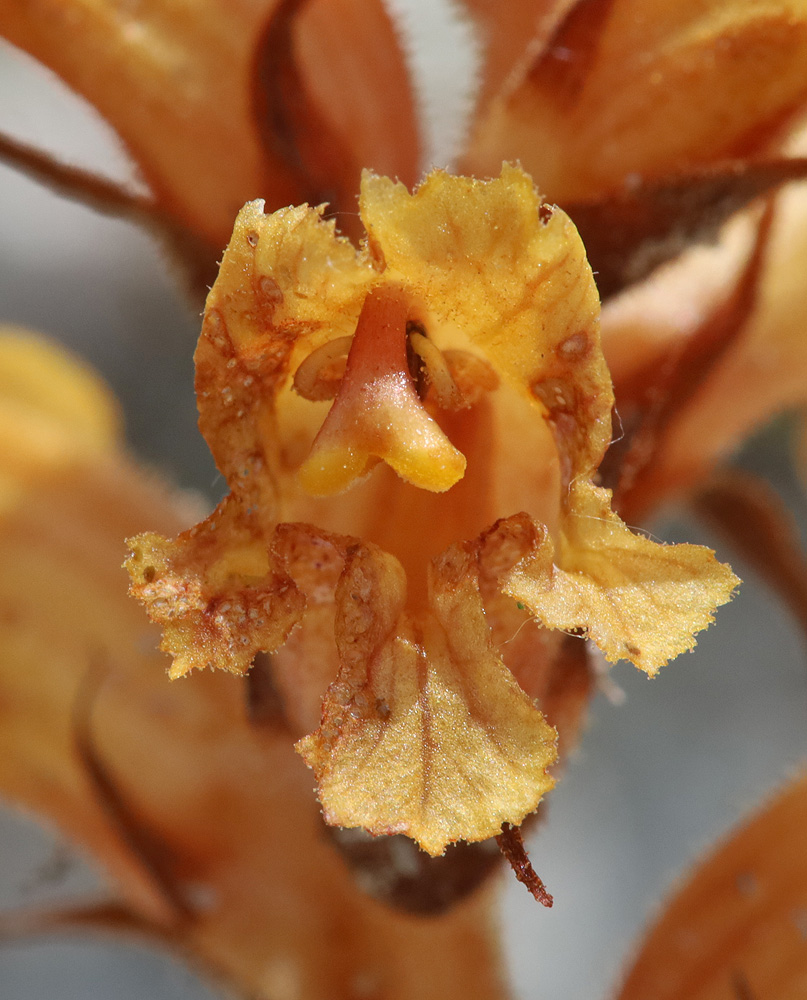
464,0,807,204
617,773,807,1000
456,1,807,518
0,0,419,248
599,142,807,516
126,165,738,855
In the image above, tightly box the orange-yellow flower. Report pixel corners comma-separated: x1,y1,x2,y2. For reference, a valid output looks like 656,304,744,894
2,0,807,995
125,166,737,855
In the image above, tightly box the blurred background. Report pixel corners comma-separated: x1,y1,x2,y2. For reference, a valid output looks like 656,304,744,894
1,5,806,997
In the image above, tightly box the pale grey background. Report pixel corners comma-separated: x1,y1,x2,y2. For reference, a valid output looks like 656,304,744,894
1,7,805,997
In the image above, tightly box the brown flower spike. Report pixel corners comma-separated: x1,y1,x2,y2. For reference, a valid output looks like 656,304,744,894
126,165,738,856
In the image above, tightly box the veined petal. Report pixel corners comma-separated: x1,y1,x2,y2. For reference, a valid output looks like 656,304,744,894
503,483,739,674
125,507,305,681
359,165,612,479
126,200,377,678
298,539,557,856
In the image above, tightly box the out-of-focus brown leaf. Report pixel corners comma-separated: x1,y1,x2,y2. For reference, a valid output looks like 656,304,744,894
0,0,420,250
0,0,300,246
617,773,807,1000
603,201,774,522
293,0,419,190
523,0,616,103
568,158,807,300
72,659,191,926
0,327,121,515
0,327,120,454
693,469,807,645
0,329,510,999
639,180,807,510
599,133,807,518
464,0,807,203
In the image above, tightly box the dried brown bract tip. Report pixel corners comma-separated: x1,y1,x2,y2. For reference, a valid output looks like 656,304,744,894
496,822,553,908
